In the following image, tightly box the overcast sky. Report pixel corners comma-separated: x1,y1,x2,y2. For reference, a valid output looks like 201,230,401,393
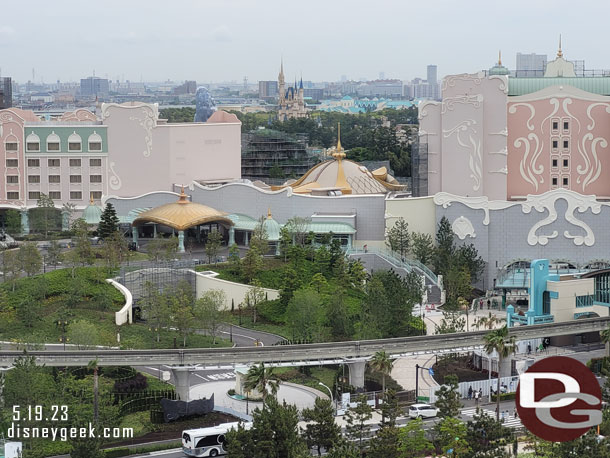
2,0,609,84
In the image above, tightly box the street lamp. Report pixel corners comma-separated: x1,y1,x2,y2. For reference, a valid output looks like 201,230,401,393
318,382,334,413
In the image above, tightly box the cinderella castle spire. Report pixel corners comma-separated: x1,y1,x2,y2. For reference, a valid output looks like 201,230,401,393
277,58,307,122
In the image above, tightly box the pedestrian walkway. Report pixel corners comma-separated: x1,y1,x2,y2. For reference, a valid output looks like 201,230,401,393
391,354,437,393
461,407,522,429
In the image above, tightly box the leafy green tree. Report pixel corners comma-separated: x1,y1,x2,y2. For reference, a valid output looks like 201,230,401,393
141,281,168,343
285,288,325,342
386,217,410,257
68,320,101,349
398,416,433,457
17,242,42,276
435,310,466,334
30,193,60,237
103,231,129,271
309,272,328,293
243,362,280,401
314,245,332,276
369,351,393,395
169,281,195,347
242,244,264,283
434,216,455,276
16,294,42,328
325,440,360,458
97,203,120,239
246,280,265,324
326,288,353,340
4,209,22,236
225,397,308,458
344,394,373,457
66,219,95,277
347,260,366,289
411,232,434,266
483,326,516,420
301,397,342,456
194,289,226,344
435,374,461,418
47,239,63,266
87,358,100,423
205,230,223,263
465,410,511,457
455,243,485,283
279,265,302,305
369,390,402,458
435,416,470,457
1,249,20,291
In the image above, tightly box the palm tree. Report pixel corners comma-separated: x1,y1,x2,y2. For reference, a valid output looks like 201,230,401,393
601,325,610,356
483,326,516,421
478,312,505,330
88,358,100,423
369,351,393,394
243,362,280,402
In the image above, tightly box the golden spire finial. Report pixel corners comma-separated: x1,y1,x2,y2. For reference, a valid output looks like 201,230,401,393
498,50,502,66
267,208,272,219
332,122,346,160
89,193,94,205
557,34,563,58
178,185,188,204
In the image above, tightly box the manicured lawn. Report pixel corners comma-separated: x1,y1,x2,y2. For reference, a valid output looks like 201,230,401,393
222,312,289,339
274,365,339,392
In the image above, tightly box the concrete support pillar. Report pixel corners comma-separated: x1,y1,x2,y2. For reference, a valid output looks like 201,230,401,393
61,210,70,232
178,230,185,253
20,209,29,235
244,231,249,246
153,224,157,238
131,226,138,248
229,227,235,246
169,366,192,401
274,242,280,256
347,360,366,389
347,235,352,251
499,355,513,378
506,305,514,328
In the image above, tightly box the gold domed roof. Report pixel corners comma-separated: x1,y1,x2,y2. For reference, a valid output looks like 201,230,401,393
132,187,234,231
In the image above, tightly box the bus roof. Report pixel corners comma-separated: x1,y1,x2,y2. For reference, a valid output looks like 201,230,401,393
183,422,252,437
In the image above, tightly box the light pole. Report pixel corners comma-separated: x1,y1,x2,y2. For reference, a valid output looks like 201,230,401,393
318,382,335,413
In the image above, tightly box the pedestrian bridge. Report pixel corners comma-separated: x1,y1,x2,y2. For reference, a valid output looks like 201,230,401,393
0,316,607,369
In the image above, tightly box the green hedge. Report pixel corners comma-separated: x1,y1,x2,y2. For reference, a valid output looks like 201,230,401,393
491,392,516,402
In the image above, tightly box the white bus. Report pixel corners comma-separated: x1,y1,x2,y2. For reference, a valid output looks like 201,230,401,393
182,421,252,457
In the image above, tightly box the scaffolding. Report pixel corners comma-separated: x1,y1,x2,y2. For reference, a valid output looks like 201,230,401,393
241,129,320,182
411,138,428,197
118,260,196,307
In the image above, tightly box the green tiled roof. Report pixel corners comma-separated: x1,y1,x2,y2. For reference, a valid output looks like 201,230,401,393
509,77,610,96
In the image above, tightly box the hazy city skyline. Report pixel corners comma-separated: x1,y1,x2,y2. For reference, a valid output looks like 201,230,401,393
2,0,609,83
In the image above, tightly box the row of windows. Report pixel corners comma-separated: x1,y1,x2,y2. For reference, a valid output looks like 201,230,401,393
551,120,570,132
551,158,570,168
7,141,103,153
22,175,103,184
21,158,103,167
551,176,570,187
27,191,102,200
551,139,570,150
2,191,98,201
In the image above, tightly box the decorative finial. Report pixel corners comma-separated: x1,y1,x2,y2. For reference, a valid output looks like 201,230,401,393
557,34,563,58
178,185,188,204
332,122,346,160
90,193,94,205
498,50,502,66
267,208,272,219
280,57,284,74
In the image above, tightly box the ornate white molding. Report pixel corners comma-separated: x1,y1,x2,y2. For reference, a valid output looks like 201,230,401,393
488,75,509,94
442,120,482,192
489,167,508,174
108,161,122,191
441,72,484,92
452,216,476,239
433,192,516,225
441,94,483,114
489,147,507,156
489,128,508,137
417,101,441,120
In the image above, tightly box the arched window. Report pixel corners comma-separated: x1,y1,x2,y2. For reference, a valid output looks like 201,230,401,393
88,131,102,152
26,132,40,152
68,131,82,152
46,131,61,152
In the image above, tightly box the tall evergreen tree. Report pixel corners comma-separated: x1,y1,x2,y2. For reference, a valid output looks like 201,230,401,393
435,374,461,418
345,394,373,457
97,203,120,239
434,215,455,276
301,397,342,456
386,217,410,258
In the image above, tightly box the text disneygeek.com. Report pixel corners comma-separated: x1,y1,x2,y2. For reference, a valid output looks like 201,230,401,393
7,423,134,441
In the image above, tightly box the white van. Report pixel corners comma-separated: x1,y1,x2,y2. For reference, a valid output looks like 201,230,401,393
408,403,439,419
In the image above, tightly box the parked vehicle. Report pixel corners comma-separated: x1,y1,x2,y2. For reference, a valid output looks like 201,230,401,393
408,403,439,419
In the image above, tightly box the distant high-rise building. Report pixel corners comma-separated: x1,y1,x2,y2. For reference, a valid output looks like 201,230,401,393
404,66,440,100
0,77,12,109
80,76,109,97
427,65,437,84
258,80,278,100
173,80,197,95
379,71,385,80
516,53,547,77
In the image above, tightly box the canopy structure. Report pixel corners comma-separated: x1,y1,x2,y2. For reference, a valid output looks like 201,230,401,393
131,187,234,252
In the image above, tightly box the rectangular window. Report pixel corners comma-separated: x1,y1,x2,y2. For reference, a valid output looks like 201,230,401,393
48,175,61,183
70,191,82,200
68,142,81,151
69,158,81,167
552,121,559,130
70,175,82,183
48,159,60,167
89,142,102,151
7,192,19,200
552,177,558,186
28,191,40,200
5,159,18,167
552,159,558,167
89,158,102,167
91,191,102,200
563,159,569,167
563,177,569,186
49,191,61,199
563,121,569,130
543,291,551,315
47,142,60,151
552,140,558,149
26,142,39,152
5,142,18,151
563,140,569,149
28,158,40,167
28,175,40,184
89,175,102,183
6,176,18,184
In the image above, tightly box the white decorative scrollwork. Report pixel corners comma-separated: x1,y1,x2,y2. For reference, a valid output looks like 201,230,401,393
442,120,482,192
489,167,508,174
489,147,507,156
441,94,483,114
452,216,476,239
129,107,156,157
433,192,516,225
489,128,508,136
516,133,544,191
441,73,484,92
508,102,536,130
108,161,122,190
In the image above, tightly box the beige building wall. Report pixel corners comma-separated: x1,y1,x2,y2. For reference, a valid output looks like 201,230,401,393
194,271,279,310
385,195,437,239
546,278,609,322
